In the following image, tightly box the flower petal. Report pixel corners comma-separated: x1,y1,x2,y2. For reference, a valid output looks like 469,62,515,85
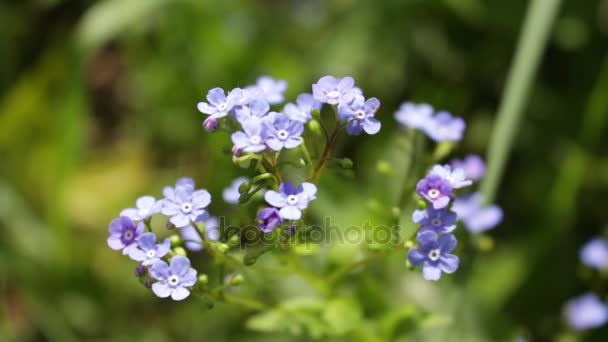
170,287,191,301
265,190,287,207
152,282,172,298
169,255,192,277
279,206,302,220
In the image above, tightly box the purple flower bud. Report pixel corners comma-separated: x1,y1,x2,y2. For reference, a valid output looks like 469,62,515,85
144,279,153,288
232,145,242,157
135,264,146,277
257,208,283,233
203,117,219,132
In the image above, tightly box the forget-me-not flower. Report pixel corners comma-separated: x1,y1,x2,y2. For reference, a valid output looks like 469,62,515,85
161,180,211,228
394,102,434,130
233,99,273,125
416,174,453,209
128,232,171,266
197,87,243,119
564,293,608,330
283,93,321,123
231,119,269,153
265,182,317,220
451,155,486,181
180,216,220,252
252,76,288,104
312,75,358,105
430,164,472,189
257,207,283,233
452,193,503,233
424,111,466,142
149,255,198,301
265,114,304,151
413,206,457,234
107,216,145,255
338,95,381,136
407,231,459,281
120,195,162,221
580,237,608,270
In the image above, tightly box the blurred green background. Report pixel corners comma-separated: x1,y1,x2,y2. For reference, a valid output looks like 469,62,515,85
1,0,607,341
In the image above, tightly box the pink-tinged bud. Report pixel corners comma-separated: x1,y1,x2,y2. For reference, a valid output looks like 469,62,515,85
232,145,242,157
135,264,146,277
203,117,219,132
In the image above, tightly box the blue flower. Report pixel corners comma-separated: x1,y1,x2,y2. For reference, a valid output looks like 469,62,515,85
197,87,243,119
580,238,608,270
312,75,358,105
128,232,171,266
416,174,453,209
120,195,162,221
265,114,304,151
231,119,269,153
149,255,198,301
233,99,273,125
424,111,466,142
180,216,220,252
257,207,283,233
430,164,472,189
161,179,211,228
407,231,459,281
564,293,608,330
107,216,144,255
413,206,457,234
451,155,485,181
452,193,503,233
394,102,434,130
264,182,317,220
283,93,321,123
338,95,381,136
222,177,249,204
251,76,288,104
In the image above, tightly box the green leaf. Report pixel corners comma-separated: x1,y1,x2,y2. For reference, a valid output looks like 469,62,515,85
323,298,363,335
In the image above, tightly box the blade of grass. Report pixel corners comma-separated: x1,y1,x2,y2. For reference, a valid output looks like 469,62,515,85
481,0,562,203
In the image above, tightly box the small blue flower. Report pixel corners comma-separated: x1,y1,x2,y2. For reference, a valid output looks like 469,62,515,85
580,238,608,270
161,179,211,228
424,111,466,142
394,102,434,130
231,119,269,153
120,196,162,221
180,216,220,252
413,206,457,234
107,216,144,255
416,174,453,209
452,193,503,233
265,114,304,151
312,75,358,105
407,231,459,281
338,95,381,136
233,99,273,125
197,87,243,119
128,232,171,266
222,177,249,204
430,164,472,189
564,293,608,330
283,93,321,123
149,255,198,301
251,76,288,104
257,207,283,233
264,182,317,220
451,155,485,181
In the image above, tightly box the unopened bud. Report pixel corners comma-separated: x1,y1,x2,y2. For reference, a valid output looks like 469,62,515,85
339,158,353,169
173,247,187,256
203,117,219,132
307,120,321,135
244,254,257,266
217,243,230,254
198,274,209,285
232,145,242,157
229,274,244,286
169,235,182,247
135,264,146,277
228,234,240,245
238,181,251,194
404,240,415,249
143,279,153,288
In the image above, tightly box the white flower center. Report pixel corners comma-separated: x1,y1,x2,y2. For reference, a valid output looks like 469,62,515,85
327,90,340,99
431,218,442,226
439,127,450,136
355,109,366,120
123,230,134,241
250,135,261,144
287,194,298,205
181,202,193,213
146,250,156,258
218,103,227,111
277,130,289,140
429,249,440,261
168,275,180,286
427,189,440,199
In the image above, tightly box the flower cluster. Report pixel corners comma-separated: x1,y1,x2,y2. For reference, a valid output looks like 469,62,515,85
394,102,465,142
563,237,608,330
407,165,472,280
107,177,221,301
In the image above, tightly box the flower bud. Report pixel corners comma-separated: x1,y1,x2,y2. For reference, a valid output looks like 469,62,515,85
173,247,187,256
198,274,209,285
169,235,182,247
217,243,230,254
238,181,251,194
232,145,242,157
229,274,244,286
144,279,153,288
134,264,146,277
339,158,354,169
404,240,415,249
307,120,321,135
228,234,241,245
202,117,219,132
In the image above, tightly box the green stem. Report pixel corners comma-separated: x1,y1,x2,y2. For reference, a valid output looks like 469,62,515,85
309,125,341,182
288,251,329,296
223,294,270,311
300,143,313,166
481,0,562,203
